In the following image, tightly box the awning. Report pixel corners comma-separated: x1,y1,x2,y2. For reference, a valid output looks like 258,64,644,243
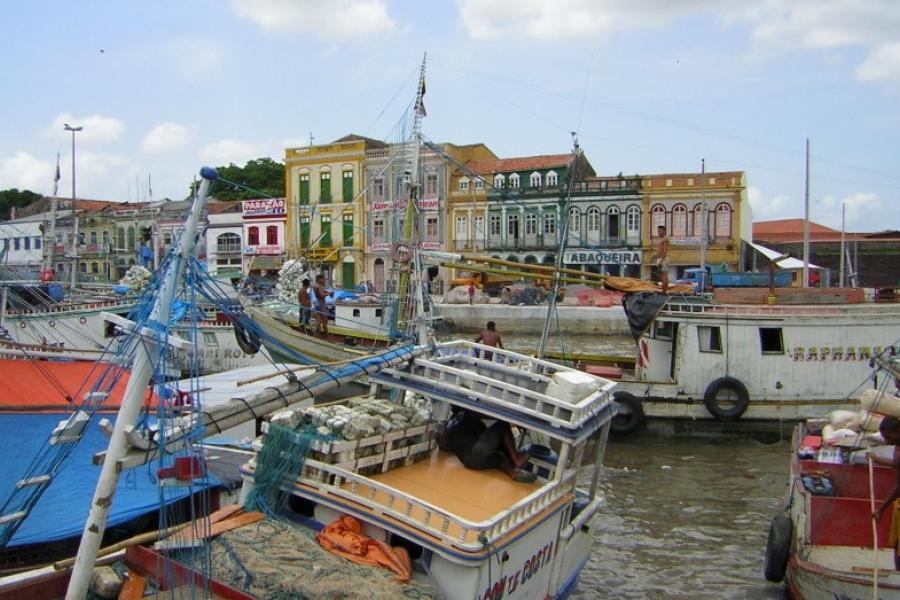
746,241,822,270
248,256,284,271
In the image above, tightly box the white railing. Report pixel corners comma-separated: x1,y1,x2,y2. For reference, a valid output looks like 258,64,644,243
7,298,137,317
660,301,900,318
279,460,576,552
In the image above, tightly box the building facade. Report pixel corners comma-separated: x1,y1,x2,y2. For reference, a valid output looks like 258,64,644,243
284,136,376,289
241,198,286,276
205,201,243,281
642,171,750,280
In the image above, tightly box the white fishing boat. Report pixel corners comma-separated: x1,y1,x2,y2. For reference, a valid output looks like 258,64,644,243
604,293,900,434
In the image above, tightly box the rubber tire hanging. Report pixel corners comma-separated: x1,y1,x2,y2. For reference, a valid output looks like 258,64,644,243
703,376,750,421
234,322,261,355
764,513,792,582
611,391,645,435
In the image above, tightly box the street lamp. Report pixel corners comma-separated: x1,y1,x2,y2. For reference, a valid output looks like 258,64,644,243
64,123,83,288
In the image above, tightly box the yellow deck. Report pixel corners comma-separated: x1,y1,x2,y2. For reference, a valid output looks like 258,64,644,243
367,449,540,522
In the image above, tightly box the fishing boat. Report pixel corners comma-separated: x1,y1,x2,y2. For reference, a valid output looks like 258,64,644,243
599,292,900,435
763,352,900,598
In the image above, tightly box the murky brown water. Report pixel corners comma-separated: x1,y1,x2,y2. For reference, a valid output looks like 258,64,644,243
575,435,790,599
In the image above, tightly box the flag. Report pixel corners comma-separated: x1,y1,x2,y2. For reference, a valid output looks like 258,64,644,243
52,153,61,197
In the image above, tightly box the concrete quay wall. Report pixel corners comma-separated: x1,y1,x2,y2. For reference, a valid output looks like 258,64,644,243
436,303,630,335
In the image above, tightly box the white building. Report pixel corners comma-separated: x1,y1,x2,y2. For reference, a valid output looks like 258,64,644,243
0,215,46,277
205,201,244,282
242,198,286,275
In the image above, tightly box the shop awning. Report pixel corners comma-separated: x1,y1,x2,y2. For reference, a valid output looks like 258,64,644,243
746,240,822,270
248,256,284,271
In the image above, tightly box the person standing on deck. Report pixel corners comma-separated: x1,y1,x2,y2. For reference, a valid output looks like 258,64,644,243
468,283,476,305
651,225,670,294
313,274,332,336
872,416,900,569
475,321,503,361
298,278,312,334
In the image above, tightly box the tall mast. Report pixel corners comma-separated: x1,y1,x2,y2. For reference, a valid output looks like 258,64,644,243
42,154,61,273
65,167,218,600
839,201,845,288
802,138,810,288
699,158,706,282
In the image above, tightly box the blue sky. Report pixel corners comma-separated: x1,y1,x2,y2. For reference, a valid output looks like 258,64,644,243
1,0,898,232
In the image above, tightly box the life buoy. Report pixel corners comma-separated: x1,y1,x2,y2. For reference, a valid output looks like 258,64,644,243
79,317,87,325
703,376,750,421
18,321,25,329
610,391,645,435
48,320,55,328
391,242,412,263
764,513,792,582
233,322,261,355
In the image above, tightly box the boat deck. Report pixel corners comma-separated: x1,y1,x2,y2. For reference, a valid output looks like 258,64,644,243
365,449,540,522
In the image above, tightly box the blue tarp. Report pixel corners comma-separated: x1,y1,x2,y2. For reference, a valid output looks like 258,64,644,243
0,414,219,547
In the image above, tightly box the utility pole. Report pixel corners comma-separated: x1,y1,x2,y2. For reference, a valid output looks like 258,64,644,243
802,138,810,288
64,123,83,289
839,201,845,288
699,158,706,288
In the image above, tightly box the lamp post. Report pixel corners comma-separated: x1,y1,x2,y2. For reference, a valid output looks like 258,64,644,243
64,123,83,289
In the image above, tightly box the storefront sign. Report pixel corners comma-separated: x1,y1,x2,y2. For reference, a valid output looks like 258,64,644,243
244,245,283,255
369,241,441,252
563,249,642,265
241,198,286,217
370,201,395,212
416,198,439,210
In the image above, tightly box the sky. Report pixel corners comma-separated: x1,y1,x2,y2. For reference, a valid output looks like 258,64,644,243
0,0,898,232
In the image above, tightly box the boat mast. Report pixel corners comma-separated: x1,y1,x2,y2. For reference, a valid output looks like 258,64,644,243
65,167,218,600
537,133,580,358
42,154,61,274
839,201,845,287
699,158,706,282
802,138,810,288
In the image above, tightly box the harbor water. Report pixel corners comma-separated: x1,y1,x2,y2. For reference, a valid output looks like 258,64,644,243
467,333,791,598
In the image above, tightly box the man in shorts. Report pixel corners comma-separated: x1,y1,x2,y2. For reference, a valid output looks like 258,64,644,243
652,225,670,293
298,278,312,334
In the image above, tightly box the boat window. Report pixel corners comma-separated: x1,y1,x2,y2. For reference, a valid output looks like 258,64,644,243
759,327,784,354
353,309,361,317
655,321,674,340
698,326,722,352
375,309,383,317
203,332,218,347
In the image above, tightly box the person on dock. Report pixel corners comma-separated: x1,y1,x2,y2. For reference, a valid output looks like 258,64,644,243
872,416,900,569
652,225,669,293
475,321,503,361
298,278,312,334
468,283,476,305
439,408,536,483
313,274,332,336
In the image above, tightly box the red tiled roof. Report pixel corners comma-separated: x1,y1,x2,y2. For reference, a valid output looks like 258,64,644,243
753,219,840,236
208,200,245,214
464,153,574,175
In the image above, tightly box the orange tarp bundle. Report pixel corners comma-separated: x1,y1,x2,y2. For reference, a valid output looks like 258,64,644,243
315,515,412,583
603,275,694,294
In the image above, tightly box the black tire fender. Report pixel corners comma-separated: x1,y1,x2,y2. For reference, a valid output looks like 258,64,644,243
764,513,792,582
611,391,645,435
703,376,750,421
233,322,261,355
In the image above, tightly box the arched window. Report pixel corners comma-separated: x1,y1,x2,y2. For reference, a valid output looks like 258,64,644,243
672,204,687,238
715,203,732,238
546,171,558,186
248,226,259,245
530,172,542,187
493,173,505,188
568,207,581,235
217,232,241,253
626,205,641,237
607,206,620,241
90,231,97,244
525,213,537,235
458,176,469,191
542,212,556,235
692,204,705,237
651,204,666,237
509,173,520,188
587,207,601,232
266,225,278,245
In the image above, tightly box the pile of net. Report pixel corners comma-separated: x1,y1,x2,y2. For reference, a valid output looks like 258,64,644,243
118,265,152,293
274,258,310,305
204,518,443,599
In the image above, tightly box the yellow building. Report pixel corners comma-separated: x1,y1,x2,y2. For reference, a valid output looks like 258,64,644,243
641,171,751,280
284,135,385,289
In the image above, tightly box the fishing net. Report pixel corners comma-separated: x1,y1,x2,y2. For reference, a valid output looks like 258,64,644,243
206,519,444,599
243,423,323,517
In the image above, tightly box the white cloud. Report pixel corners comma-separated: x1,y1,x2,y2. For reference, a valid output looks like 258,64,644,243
50,113,125,145
164,37,225,75
747,186,795,222
141,123,195,154
230,0,395,40
856,42,900,83
0,152,54,193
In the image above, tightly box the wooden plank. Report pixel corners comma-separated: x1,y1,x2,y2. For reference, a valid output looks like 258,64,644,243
165,511,264,547
118,572,145,600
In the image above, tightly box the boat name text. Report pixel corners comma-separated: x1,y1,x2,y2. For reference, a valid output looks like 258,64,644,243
480,540,554,600
790,345,887,362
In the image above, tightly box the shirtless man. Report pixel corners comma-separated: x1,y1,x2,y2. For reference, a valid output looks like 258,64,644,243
313,274,332,336
475,321,503,361
652,225,670,293
873,416,900,568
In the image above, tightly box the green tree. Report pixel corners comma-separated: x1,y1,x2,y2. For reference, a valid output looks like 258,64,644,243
191,157,286,200
0,188,43,220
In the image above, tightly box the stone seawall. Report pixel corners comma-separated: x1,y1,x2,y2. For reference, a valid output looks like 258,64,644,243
436,303,630,335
